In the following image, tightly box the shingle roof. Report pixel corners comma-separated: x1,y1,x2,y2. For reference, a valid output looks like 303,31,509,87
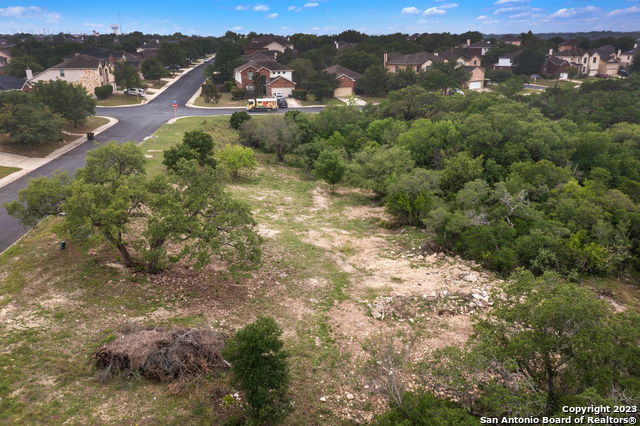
0,74,26,91
324,64,362,80
386,52,437,65
469,40,491,48
50,54,103,69
547,55,569,67
235,59,293,73
556,47,586,57
438,48,477,61
498,35,519,42
500,49,522,60
80,46,110,59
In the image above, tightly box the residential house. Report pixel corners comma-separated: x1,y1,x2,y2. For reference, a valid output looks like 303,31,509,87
493,50,522,70
383,52,437,73
137,39,161,54
498,35,521,46
0,74,25,91
242,51,279,61
22,53,115,95
555,47,586,66
467,40,492,56
324,64,361,97
580,45,619,76
541,54,571,79
619,42,639,69
559,39,579,52
234,58,296,97
438,48,482,67
383,51,485,90
243,36,294,57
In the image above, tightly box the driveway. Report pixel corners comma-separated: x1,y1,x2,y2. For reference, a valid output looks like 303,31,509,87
0,63,324,253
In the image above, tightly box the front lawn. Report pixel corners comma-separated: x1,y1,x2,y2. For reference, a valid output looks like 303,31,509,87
96,94,142,106
193,92,245,108
0,165,21,179
62,117,110,134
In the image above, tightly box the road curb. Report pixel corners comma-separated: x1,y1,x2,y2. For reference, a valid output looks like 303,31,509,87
0,116,119,189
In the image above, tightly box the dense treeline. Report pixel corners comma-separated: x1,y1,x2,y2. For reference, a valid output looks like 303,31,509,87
240,74,640,278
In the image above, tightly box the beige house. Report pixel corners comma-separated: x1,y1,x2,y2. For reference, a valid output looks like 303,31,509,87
0,49,11,70
22,53,114,95
579,46,619,76
619,43,639,69
383,52,437,73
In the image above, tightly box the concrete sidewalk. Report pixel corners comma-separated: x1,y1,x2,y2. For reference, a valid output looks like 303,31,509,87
0,116,118,189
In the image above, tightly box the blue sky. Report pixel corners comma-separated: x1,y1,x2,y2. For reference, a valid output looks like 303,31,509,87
0,0,639,36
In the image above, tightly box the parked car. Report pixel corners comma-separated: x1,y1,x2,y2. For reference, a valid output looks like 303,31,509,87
595,73,609,79
165,64,181,70
125,87,145,97
618,69,631,78
273,92,284,99
277,98,288,108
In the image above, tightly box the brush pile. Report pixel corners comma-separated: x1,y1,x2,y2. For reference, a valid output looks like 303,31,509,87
92,327,228,381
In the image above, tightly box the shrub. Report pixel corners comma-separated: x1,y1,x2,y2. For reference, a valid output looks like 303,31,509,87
230,111,251,130
231,87,245,100
314,147,347,188
385,168,439,226
94,85,113,99
216,144,258,179
374,391,480,425
292,89,307,100
163,130,216,172
222,317,290,423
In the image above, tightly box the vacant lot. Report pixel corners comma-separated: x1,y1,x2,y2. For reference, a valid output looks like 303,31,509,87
2,116,637,424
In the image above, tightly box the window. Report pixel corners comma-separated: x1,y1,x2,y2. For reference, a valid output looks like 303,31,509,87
248,71,254,80
583,57,587,63
593,57,597,63
59,69,65,77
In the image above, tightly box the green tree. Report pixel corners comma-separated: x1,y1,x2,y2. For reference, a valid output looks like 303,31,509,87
201,79,221,104
163,130,216,172
496,76,524,98
349,145,415,197
336,49,378,74
314,148,347,188
419,61,471,94
222,317,290,423
440,152,484,193
357,65,389,96
212,41,243,81
230,111,251,130
32,79,96,127
4,55,42,78
289,58,316,88
240,117,300,162
0,93,63,151
6,142,260,274
630,54,640,73
216,144,258,179
385,168,439,226
515,48,546,76
140,57,169,81
307,71,338,102
113,61,141,89
158,43,187,67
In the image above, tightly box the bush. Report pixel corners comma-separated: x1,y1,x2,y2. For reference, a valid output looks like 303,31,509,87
163,130,216,172
374,391,480,425
222,317,290,423
224,81,236,92
94,85,113,99
292,89,307,100
385,168,439,226
230,111,251,130
314,148,347,187
216,144,258,179
231,87,245,100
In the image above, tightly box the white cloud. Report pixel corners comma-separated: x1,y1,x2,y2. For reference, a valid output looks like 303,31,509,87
265,12,278,18
607,5,640,16
548,6,600,19
423,7,446,15
253,4,270,11
231,26,243,31
494,0,529,4
0,6,61,22
476,15,489,20
234,5,249,10
401,6,421,14
494,6,527,14
83,22,105,28
304,2,319,7
440,3,458,9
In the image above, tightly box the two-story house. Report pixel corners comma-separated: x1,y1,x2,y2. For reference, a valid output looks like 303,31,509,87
234,58,296,97
243,36,294,57
619,42,639,69
498,35,521,46
22,53,115,95
580,45,620,76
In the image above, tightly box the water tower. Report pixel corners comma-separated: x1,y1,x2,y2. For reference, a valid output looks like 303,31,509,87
110,24,120,35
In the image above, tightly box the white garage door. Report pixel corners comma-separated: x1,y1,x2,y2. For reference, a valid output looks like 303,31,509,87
270,87,294,97
468,81,483,90
334,87,354,97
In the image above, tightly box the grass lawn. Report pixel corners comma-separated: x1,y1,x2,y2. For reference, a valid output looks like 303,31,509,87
0,134,76,158
62,116,110,134
0,165,21,179
96,94,142,107
142,79,168,90
193,92,245,108
3,115,637,424
532,79,579,89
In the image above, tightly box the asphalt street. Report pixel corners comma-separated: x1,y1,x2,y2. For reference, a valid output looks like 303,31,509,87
0,63,324,252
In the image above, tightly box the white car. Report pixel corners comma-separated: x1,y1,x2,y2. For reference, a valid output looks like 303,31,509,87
125,88,145,97
273,92,284,99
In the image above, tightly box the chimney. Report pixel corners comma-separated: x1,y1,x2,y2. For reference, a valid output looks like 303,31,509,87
25,68,33,80
467,39,471,47
383,52,388,66
617,49,621,58
549,48,553,56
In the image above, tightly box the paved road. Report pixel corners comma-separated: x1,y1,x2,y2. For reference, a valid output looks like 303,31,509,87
0,63,323,253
